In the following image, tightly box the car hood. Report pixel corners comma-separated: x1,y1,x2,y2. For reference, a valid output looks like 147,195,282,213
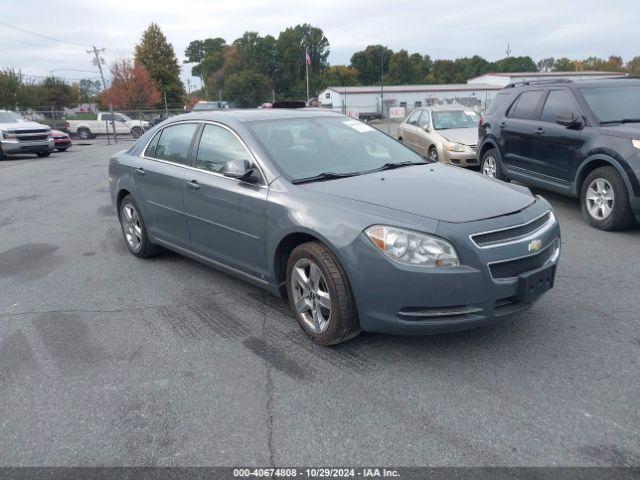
436,127,478,146
0,120,50,131
302,164,535,223
599,123,640,139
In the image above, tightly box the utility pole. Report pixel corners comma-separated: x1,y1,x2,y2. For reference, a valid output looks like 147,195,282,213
164,91,169,116
380,49,384,119
305,47,310,105
88,46,117,143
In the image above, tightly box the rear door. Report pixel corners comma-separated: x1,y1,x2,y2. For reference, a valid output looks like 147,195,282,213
500,90,545,172
134,122,200,249
183,122,268,279
528,88,585,183
400,110,423,153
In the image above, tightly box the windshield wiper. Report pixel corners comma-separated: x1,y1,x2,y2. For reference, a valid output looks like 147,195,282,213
364,161,428,173
291,171,361,184
600,118,640,125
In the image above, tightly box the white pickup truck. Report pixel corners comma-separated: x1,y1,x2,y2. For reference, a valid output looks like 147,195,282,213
66,112,149,140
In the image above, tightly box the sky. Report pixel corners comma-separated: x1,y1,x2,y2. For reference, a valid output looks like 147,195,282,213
1,0,638,89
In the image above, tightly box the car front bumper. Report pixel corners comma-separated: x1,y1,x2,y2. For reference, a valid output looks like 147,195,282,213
343,200,560,335
439,145,479,167
1,138,54,154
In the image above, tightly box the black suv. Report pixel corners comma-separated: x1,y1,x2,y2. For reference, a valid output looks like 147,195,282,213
477,78,640,230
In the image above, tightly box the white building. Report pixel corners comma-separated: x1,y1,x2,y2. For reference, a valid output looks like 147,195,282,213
467,71,626,87
318,84,502,118
318,71,627,120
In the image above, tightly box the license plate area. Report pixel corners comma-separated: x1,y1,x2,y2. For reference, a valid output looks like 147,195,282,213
517,264,556,303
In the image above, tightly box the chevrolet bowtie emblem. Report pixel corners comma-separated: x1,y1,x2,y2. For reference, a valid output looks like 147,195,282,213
528,239,543,252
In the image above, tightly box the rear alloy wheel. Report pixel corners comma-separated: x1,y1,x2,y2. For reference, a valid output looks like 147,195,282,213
286,242,360,346
78,128,91,140
581,166,634,230
119,195,161,257
131,126,143,138
480,148,506,181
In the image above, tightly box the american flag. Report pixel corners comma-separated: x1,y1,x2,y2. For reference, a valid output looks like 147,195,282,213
305,50,312,66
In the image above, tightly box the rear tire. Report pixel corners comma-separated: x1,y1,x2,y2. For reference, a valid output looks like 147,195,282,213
131,126,143,138
428,146,438,162
78,128,91,140
37,152,51,158
480,148,506,181
0,148,6,160
56,148,69,152
286,242,360,346
581,166,634,230
119,195,161,258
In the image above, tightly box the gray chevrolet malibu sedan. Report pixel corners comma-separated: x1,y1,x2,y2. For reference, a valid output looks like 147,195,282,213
109,110,560,346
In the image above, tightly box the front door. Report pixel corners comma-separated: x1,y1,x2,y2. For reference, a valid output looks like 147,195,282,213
183,123,268,279
528,88,585,183
133,122,200,249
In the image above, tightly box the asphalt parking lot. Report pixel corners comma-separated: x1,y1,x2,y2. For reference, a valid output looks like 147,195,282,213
1,141,639,467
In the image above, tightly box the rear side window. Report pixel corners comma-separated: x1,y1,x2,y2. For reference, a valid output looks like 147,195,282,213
508,90,544,120
485,92,512,115
144,130,161,157
151,123,199,165
541,90,580,122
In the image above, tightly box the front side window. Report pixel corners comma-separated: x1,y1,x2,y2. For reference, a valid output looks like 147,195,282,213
508,90,544,120
580,85,640,123
406,110,421,125
541,90,580,123
196,124,249,173
418,110,430,128
247,116,425,181
151,123,199,165
431,110,479,130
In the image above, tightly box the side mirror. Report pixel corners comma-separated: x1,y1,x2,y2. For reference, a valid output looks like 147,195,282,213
556,111,584,129
222,158,254,180
423,124,431,132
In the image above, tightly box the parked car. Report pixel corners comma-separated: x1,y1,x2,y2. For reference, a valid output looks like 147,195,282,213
398,106,480,166
0,110,54,159
50,129,71,152
109,110,560,346
191,101,231,112
478,78,640,230
66,112,149,140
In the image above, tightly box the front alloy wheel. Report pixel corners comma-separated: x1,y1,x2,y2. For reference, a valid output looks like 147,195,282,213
585,178,614,220
482,155,497,177
286,242,360,346
290,258,332,334
580,166,634,230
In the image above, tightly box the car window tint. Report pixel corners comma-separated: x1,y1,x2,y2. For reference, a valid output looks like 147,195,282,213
541,90,579,122
144,130,162,157
419,111,430,128
509,90,544,120
407,110,421,125
102,113,113,121
196,124,249,173
153,123,199,165
485,92,512,115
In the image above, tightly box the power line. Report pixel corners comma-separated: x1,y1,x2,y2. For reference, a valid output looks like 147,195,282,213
0,20,91,48
0,33,52,49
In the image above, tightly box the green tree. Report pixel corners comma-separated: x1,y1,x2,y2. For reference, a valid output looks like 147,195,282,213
319,65,359,89
537,57,555,72
409,53,431,82
453,55,491,81
0,68,23,108
275,23,330,98
492,56,537,73
223,70,272,107
350,45,393,85
135,23,186,107
626,56,640,76
388,50,414,84
553,57,577,71
427,60,463,83
76,79,101,103
41,76,77,108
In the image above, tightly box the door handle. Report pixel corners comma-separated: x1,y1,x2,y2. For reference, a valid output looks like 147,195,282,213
535,127,545,135
498,121,506,128
186,179,200,191
135,167,145,176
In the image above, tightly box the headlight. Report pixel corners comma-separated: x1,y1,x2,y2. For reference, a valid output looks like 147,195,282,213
1,130,16,140
632,139,640,149
365,225,460,267
443,141,466,152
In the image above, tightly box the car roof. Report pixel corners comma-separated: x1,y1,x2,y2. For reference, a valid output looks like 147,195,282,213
510,78,640,90
168,108,343,123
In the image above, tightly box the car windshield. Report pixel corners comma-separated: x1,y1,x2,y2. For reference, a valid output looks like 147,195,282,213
431,110,479,130
247,116,425,181
580,85,640,123
0,111,25,123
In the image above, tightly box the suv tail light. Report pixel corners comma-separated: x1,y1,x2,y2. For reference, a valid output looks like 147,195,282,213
478,116,484,127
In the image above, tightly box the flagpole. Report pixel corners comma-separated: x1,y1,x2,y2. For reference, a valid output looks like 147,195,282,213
305,47,310,104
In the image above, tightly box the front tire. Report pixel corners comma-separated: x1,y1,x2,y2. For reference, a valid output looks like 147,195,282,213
480,148,506,181
286,242,360,346
131,126,143,138
37,151,51,158
428,146,438,162
56,147,69,152
119,195,161,258
581,166,634,230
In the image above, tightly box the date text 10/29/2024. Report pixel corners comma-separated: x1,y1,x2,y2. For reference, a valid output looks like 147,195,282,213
233,468,400,478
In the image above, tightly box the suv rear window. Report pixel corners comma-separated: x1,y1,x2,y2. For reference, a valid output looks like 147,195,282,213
508,90,544,120
484,92,512,115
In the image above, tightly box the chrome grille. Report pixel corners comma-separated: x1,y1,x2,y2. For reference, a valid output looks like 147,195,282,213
472,211,552,248
489,240,557,279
